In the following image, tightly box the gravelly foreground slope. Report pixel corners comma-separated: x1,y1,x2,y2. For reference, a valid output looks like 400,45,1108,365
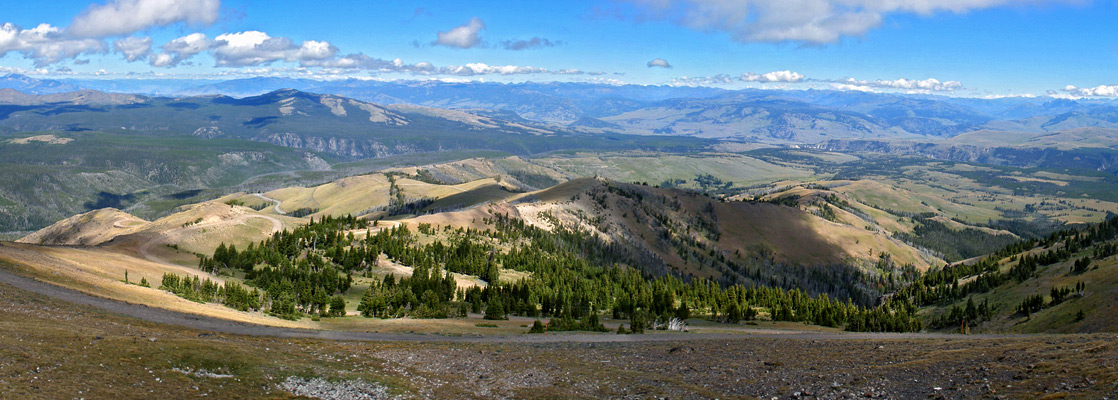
1,265,1116,399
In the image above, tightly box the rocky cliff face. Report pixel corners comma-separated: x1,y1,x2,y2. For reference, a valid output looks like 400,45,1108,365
262,132,418,158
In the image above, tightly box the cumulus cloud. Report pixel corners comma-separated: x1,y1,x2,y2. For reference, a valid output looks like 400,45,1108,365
669,70,803,86
69,0,220,37
741,70,804,82
149,52,174,67
830,83,878,92
0,65,48,75
836,77,963,92
647,58,672,68
113,36,152,61
614,0,1074,44
211,31,337,67
501,37,559,50
1062,84,1118,97
150,32,212,67
0,23,105,67
301,53,439,74
435,17,485,49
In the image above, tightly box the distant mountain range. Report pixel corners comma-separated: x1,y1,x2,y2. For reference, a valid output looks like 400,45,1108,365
0,85,704,159
4,73,1118,146
0,74,84,94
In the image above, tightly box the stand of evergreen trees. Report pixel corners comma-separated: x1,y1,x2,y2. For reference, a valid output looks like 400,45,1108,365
163,212,925,332
159,273,262,312
888,214,1118,330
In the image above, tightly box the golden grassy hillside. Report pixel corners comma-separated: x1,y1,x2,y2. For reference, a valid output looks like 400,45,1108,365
17,208,147,246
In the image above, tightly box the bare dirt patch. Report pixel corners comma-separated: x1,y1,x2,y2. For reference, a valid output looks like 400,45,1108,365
8,134,73,144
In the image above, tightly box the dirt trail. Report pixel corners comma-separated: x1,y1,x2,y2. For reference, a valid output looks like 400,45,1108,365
253,193,286,214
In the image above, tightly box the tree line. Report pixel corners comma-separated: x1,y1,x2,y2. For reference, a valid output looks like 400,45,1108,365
163,211,923,332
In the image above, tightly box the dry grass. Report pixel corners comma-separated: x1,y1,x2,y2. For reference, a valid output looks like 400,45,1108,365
0,242,306,328
17,208,148,246
266,173,393,217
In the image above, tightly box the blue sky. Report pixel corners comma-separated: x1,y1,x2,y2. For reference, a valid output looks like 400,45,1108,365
0,0,1115,98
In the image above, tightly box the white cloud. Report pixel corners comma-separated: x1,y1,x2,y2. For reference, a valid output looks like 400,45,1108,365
443,63,547,76
670,74,734,86
830,83,878,92
113,36,152,62
1062,84,1118,97
741,70,804,82
977,93,1037,99
838,77,962,92
580,77,630,86
301,53,438,74
163,33,211,57
647,58,672,68
150,32,211,67
150,52,174,67
211,31,337,67
669,70,803,86
435,17,485,49
0,65,48,75
69,0,220,37
615,0,1075,44
0,23,105,67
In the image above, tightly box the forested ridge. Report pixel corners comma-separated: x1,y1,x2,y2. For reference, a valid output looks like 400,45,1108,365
164,212,924,332
886,214,1118,330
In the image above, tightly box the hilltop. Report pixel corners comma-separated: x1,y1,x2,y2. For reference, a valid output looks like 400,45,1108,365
17,208,146,246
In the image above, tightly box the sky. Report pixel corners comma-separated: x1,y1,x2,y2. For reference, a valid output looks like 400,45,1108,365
0,0,1115,98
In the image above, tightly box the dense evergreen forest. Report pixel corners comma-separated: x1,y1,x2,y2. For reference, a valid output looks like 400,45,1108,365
165,213,923,332
892,215,1020,262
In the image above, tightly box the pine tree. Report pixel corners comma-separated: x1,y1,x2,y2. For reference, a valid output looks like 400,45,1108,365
328,295,347,317
675,300,691,321
630,310,646,334
528,320,546,334
484,296,507,320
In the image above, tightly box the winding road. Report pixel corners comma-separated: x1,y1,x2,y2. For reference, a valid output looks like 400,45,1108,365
253,193,287,214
